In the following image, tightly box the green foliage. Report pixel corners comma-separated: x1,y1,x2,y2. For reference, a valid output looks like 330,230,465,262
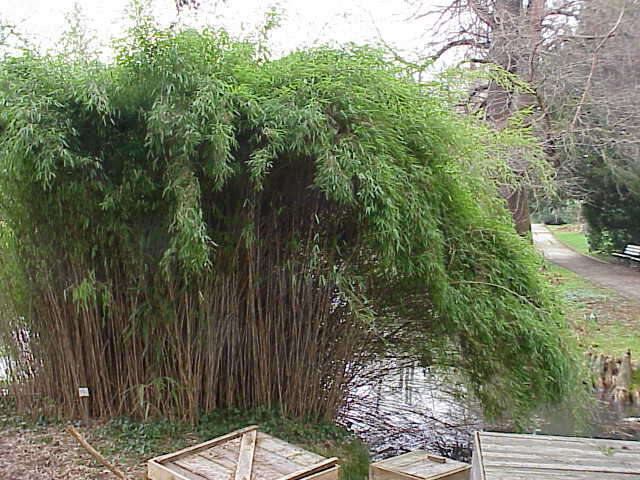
197,407,349,444
96,416,192,457
0,26,581,422
580,153,640,251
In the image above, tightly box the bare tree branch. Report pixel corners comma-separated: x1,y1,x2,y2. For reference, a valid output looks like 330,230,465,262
570,4,626,131
430,38,490,60
467,0,496,27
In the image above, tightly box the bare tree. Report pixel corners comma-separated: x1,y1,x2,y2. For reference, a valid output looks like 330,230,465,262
407,1,585,234
541,0,640,195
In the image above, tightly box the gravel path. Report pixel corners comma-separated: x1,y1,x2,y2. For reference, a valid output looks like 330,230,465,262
532,223,640,301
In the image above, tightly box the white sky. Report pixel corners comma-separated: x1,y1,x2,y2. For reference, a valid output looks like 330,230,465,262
2,0,457,66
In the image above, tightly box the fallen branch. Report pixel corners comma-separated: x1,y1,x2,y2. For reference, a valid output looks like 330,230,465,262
67,426,128,480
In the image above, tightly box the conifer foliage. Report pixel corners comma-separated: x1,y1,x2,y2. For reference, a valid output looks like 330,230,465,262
0,27,579,421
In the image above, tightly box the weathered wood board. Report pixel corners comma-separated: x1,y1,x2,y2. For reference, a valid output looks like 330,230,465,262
472,431,640,480
148,426,339,480
370,450,471,480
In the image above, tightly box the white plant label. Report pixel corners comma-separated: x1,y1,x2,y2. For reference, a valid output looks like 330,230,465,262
78,387,90,398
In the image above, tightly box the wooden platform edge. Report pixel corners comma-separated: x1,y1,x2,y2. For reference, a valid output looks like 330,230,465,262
278,457,339,480
370,463,424,480
148,459,202,480
474,431,485,480
150,425,260,464
370,462,470,480
430,465,472,480
369,450,428,467
304,465,340,480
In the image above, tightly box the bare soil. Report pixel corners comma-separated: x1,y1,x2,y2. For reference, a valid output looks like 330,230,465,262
0,425,146,480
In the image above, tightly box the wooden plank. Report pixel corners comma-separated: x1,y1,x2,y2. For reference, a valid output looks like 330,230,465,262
483,462,640,475
215,436,295,477
473,431,486,480
479,431,640,448
169,463,212,480
403,462,469,478
148,459,209,480
202,434,317,480
304,466,340,480
174,455,233,480
372,461,470,480
198,446,281,480
256,432,326,467
374,451,427,470
484,465,640,479
149,460,181,480
254,444,305,475
372,464,425,480
235,429,257,480
481,451,640,471
478,432,640,457
151,426,258,464
278,458,339,480
478,433,640,465
374,451,469,476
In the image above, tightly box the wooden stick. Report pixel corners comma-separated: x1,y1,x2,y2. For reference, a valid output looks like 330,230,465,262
67,426,128,480
235,429,257,480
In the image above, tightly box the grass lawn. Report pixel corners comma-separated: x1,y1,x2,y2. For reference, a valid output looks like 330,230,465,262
545,263,640,357
551,230,589,255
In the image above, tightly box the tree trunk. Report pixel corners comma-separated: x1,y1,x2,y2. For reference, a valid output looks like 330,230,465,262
482,0,545,236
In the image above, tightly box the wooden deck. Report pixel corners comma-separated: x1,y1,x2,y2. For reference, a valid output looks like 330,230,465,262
472,431,640,479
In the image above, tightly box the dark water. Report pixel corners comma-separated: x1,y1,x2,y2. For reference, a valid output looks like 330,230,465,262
340,362,640,462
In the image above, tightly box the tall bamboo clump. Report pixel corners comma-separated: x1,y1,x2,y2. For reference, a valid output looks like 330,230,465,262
0,28,582,422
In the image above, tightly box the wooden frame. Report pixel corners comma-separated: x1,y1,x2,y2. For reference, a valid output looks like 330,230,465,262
369,450,471,480
148,426,339,480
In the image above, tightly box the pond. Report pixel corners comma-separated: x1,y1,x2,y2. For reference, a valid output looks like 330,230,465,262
341,361,640,463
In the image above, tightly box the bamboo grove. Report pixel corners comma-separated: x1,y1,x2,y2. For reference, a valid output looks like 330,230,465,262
0,27,581,422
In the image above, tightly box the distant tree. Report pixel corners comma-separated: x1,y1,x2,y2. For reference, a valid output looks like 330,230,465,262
404,0,575,235
405,1,638,242
540,0,640,246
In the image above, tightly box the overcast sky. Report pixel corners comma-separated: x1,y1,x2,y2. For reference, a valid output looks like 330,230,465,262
2,0,456,65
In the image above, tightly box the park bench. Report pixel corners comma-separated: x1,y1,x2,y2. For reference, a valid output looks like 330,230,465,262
612,244,640,263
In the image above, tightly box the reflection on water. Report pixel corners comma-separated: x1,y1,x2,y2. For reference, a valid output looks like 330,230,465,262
341,361,482,462
341,360,640,462
0,356,8,381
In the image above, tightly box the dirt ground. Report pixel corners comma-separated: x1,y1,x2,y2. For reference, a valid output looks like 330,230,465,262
0,425,146,480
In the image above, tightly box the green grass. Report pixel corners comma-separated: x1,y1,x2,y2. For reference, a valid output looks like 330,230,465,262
546,225,613,262
545,263,640,357
552,230,590,255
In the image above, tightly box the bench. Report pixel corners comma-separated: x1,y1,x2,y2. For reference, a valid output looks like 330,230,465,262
612,244,640,263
